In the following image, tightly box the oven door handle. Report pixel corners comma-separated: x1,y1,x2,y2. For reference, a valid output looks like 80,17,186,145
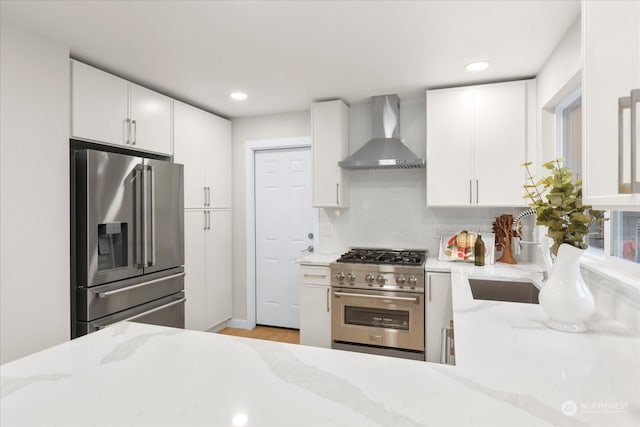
333,291,419,303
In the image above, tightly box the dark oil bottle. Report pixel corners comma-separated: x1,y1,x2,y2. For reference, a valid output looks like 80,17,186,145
474,234,485,266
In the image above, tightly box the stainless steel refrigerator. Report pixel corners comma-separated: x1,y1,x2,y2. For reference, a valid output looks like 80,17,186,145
71,149,185,337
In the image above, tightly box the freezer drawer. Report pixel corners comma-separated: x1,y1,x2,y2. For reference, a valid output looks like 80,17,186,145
75,292,185,335
76,267,184,321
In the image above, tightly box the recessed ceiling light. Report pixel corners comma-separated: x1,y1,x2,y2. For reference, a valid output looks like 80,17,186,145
230,92,248,101
465,61,490,72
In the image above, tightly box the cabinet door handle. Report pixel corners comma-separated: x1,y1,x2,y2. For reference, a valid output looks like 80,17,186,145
619,96,631,194
203,187,208,206
207,211,211,230
124,118,131,144
303,274,326,279
428,277,432,302
440,327,447,364
203,211,207,231
131,119,137,145
630,89,640,194
336,183,340,205
207,187,212,206
326,287,330,312
469,180,472,204
476,180,479,204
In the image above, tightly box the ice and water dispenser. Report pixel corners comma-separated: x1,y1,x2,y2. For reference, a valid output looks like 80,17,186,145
97,222,127,271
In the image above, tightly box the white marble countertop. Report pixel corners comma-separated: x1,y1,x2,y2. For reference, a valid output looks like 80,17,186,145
296,252,341,266
2,263,639,426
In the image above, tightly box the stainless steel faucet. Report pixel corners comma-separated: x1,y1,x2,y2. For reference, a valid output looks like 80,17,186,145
511,208,551,280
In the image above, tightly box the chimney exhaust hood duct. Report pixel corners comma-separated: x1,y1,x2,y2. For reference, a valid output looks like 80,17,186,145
339,94,425,170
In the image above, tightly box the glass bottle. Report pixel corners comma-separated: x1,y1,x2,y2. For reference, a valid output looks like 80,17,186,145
474,234,485,266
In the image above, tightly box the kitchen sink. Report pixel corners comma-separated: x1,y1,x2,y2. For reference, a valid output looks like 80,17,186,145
468,278,540,304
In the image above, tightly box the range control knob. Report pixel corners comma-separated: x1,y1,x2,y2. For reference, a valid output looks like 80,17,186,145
408,276,418,288
376,275,386,286
346,273,356,283
365,274,375,286
396,275,407,287
335,272,345,282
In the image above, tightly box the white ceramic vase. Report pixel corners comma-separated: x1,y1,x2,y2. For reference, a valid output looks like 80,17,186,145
538,243,594,333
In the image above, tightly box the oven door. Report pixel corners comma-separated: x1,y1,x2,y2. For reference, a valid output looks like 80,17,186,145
331,288,424,352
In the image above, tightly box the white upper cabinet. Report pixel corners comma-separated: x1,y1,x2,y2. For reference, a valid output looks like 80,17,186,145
128,84,172,155
174,101,207,209
312,100,349,208
205,114,232,208
174,101,231,209
583,0,640,208
426,89,474,206
71,60,128,147
427,80,534,207
71,60,172,155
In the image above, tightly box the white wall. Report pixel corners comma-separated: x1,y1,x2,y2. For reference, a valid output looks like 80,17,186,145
0,20,70,363
536,17,581,166
231,112,311,321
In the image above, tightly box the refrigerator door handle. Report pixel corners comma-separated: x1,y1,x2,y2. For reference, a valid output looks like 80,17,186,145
142,163,149,267
136,163,146,268
149,164,156,267
96,272,186,297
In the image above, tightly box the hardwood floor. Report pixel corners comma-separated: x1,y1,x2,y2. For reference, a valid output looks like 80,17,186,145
217,325,300,344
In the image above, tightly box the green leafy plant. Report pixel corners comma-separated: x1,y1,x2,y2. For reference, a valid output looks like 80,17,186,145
523,159,604,256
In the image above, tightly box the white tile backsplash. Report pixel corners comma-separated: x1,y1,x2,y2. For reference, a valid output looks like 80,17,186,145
318,168,532,259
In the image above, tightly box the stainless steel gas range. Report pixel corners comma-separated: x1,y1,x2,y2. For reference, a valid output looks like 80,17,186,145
330,248,427,361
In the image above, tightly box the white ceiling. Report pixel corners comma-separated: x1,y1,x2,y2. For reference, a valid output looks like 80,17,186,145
0,0,580,119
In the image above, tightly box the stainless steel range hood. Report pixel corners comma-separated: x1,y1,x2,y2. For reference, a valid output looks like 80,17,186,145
339,94,425,170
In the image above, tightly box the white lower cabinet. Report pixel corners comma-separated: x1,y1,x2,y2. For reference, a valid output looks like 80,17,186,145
425,272,453,363
184,210,232,331
299,265,331,348
204,210,232,328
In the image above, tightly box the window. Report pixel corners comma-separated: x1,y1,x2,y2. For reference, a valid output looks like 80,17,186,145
556,92,604,250
611,212,640,264
556,90,639,265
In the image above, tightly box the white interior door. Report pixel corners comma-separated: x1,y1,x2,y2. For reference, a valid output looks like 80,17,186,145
255,147,314,329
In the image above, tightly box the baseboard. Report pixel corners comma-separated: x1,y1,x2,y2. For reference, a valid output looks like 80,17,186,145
205,320,229,333
226,318,253,330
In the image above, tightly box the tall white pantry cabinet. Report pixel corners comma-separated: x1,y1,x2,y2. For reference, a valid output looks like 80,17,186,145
173,101,233,332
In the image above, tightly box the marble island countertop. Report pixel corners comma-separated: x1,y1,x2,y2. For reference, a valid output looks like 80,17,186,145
2,263,639,426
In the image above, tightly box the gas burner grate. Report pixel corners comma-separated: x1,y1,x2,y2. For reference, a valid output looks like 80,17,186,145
336,248,426,266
